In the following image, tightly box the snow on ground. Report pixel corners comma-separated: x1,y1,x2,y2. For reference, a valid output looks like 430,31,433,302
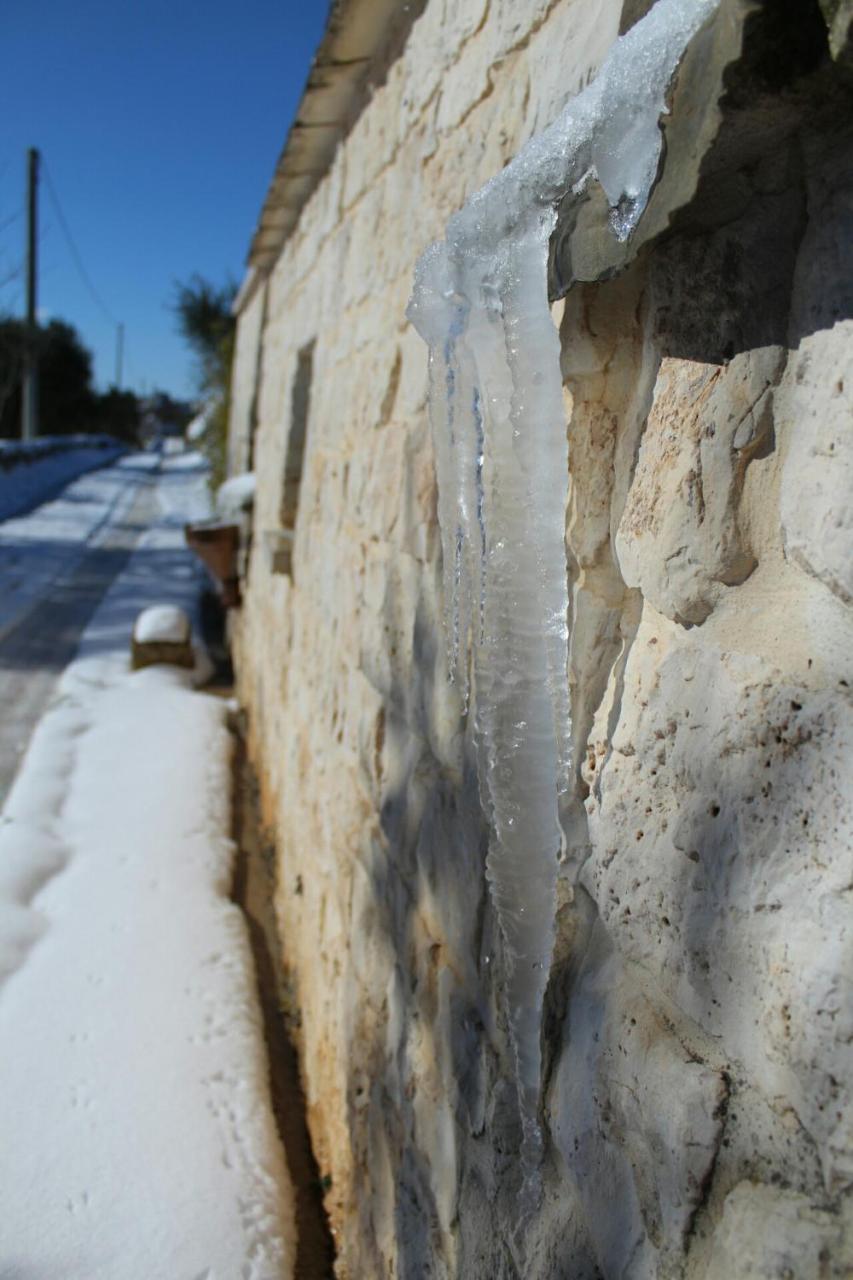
0,435,126,523
0,453,296,1279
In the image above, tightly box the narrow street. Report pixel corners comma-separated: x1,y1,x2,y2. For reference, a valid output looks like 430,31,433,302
0,456,158,803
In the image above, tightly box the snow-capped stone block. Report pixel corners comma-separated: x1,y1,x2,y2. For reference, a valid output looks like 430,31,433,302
216,472,256,518
131,605,193,670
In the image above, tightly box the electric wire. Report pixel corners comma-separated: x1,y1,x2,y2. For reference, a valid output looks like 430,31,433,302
40,156,119,330
0,207,23,235
0,260,24,290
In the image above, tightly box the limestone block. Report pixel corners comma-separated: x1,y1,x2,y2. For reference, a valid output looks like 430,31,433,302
560,269,653,568
420,49,543,223
397,0,457,135
377,147,433,288
341,70,403,212
526,0,621,134
357,542,422,704
345,346,405,445
314,147,345,247
226,283,267,478
584,625,853,1191
616,346,785,624
397,325,430,418
398,419,438,563
435,35,492,135
339,187,387,308
349,435,405,545
399,0,531,143
550,925,728,1277
485,0,561,62
439,0,490,50
702,1181,851,1279
780,322,853,606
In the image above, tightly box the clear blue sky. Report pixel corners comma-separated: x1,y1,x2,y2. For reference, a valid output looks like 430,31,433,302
1,1,330,400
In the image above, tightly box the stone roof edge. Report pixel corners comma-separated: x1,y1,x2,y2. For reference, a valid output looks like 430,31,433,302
234,0,425,315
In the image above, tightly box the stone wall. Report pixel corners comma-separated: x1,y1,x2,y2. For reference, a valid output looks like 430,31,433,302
227,278,267,479
228,1,853,1274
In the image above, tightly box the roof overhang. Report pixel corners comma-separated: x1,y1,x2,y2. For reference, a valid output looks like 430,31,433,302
236,0,425,313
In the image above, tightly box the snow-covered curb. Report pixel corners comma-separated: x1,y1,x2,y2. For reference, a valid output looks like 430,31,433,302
0,458,296,1278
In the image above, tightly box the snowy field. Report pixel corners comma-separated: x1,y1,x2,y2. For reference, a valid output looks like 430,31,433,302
0,454,295,1278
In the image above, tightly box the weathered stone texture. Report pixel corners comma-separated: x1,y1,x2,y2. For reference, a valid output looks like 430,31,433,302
780,325,853,606
227,280,267,478
228,0,853,1274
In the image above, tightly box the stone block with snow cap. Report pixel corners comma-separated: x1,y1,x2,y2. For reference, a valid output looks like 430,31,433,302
131,605,194,671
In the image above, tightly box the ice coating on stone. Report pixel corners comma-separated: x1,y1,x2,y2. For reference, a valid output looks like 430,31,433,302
408,0,718,1187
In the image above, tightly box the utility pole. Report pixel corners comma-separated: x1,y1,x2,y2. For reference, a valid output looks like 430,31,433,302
115,322,124,389
21,147,39,441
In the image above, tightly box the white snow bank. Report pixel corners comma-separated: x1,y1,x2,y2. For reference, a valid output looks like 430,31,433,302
0,460,296,1278
133,603,191,645
0,435,126,523
216,471,256,517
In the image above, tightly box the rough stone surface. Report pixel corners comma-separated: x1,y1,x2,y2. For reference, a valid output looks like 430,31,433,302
780,323,853,606
616,346,785,624
702,1182,850,1279
227,281,267,479
226,1,853,1275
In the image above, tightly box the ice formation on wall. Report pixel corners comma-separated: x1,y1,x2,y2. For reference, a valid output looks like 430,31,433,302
408,0,719,1180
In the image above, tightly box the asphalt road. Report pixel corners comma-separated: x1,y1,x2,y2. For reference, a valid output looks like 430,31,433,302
0,465,157,806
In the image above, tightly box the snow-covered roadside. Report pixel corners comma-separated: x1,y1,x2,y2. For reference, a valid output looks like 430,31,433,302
0,454,296,1279
0,435,126,523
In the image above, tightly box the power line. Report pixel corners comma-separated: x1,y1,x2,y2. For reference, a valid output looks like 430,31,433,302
40,155,119,329
39,153,128,389
0,207,23,235
0,260,24,290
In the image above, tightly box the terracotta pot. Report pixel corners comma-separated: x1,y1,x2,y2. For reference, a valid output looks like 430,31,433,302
185,521,241,607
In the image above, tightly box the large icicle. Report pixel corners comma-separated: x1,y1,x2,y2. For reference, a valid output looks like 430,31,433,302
408,0,719,1185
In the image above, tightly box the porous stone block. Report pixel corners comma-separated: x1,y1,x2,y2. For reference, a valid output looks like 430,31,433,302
780,322,853,606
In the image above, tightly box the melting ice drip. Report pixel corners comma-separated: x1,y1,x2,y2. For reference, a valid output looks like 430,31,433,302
407,0,718,1181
